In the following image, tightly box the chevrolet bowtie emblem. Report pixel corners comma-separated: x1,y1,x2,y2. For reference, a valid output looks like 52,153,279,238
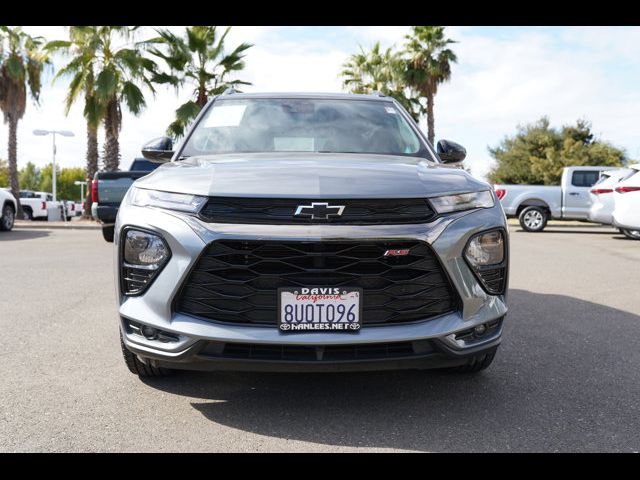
294,202,345,220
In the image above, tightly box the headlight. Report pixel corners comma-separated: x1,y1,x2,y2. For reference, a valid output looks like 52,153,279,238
124,229,169,267
121,229,171,295
130,187,207,213
465,230,504,266
464,229,507,295
430,191,494,214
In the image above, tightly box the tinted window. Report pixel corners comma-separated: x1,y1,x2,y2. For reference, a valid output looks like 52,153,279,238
571,171,601,187
181,98,426,158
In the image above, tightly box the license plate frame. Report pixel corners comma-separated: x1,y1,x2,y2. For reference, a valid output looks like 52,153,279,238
277,287,363,333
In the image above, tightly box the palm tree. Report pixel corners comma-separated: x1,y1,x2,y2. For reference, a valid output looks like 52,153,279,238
88,26,157,171
145,26,252,138
403,26,457,144
0,26,49,217
340,42,423,122
46,26,105,217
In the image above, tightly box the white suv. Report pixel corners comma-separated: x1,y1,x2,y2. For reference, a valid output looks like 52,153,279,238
612,164,640,240
0,189,17,232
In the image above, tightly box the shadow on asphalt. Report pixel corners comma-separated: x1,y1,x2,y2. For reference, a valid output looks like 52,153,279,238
0,229,51,241
142,289,640,452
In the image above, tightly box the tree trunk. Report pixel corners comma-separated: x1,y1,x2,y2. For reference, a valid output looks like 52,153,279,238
83,123,99,219
103,99,120,172
196,85,208,108
426,90,435,146
7,116,24,219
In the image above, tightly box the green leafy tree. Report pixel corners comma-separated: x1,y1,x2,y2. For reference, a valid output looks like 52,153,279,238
18,161,41,190
39,165,86,200
0,159,9,187
0,26,49,217
340,42,423,122
488,117,627,185
68,26,156,172
403,26,457,144
145,26,253,138
45,26,106,217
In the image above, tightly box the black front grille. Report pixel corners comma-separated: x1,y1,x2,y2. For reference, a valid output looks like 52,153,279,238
199,340,433,362
175,240,457,326
198,197,436,225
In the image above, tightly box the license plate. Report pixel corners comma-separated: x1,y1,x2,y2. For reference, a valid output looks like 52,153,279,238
278,287,362,332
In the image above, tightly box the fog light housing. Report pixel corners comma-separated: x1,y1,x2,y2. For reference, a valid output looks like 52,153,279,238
464,229,507,295
141,326,158,339
474,324,487,336
121,228,171,295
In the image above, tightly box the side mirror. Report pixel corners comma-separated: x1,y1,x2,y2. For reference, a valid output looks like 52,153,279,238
141,136,174,162
436,139,467,163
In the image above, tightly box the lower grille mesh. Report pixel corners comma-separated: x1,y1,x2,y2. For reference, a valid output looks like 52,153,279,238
175,240,457,326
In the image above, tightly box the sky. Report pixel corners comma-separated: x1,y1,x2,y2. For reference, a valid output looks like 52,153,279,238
4,25,640,181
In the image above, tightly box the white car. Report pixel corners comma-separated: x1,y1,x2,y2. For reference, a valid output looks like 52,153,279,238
588,168,631,225
612,164,640,240
0,188,17,231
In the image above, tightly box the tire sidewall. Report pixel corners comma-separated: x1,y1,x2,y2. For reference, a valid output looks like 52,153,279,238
102,225,115,243
519,206,548,232
621,228,640,240
1,204,15,231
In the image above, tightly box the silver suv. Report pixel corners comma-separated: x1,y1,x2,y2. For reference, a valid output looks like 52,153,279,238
116,92,509,377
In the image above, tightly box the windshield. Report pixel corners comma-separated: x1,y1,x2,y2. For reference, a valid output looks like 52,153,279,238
180,98,427,158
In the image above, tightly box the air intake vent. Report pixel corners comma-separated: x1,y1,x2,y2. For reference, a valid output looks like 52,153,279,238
175,240,457,326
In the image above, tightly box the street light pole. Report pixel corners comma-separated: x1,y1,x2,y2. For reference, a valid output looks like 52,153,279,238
33,129,75,203
74,180,87,203
52,132,57,202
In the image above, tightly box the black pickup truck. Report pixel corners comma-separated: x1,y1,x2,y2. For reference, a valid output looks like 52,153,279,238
92,158,160,242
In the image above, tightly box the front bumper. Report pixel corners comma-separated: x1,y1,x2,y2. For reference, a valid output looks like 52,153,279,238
114,202,509,371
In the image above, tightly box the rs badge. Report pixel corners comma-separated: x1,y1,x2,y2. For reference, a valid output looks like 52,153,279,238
384,249,411,256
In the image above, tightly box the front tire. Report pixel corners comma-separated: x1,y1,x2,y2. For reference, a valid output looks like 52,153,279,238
0,204,15,231
23,207,33,220
102,225,114,242
620,228,640,240
449,347,498,373
519,206,548,232
120,333,172,377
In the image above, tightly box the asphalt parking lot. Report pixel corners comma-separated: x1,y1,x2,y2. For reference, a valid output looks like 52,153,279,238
1,225,639,452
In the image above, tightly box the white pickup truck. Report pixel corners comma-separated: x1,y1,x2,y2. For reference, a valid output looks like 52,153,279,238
18,190,62,220
494,166,623,231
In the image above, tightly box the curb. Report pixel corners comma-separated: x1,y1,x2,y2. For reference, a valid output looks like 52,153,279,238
14,222,101,230
506,221,611,229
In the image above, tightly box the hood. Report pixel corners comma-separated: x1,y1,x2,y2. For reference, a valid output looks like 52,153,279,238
134,152,489,198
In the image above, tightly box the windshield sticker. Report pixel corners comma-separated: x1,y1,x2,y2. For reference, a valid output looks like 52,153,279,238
385,107,397,114
204,105,247,127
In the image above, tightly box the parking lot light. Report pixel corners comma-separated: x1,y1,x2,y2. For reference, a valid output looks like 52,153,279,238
33,129,75,202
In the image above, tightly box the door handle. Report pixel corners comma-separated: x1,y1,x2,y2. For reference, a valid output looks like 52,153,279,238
569,192,580,196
